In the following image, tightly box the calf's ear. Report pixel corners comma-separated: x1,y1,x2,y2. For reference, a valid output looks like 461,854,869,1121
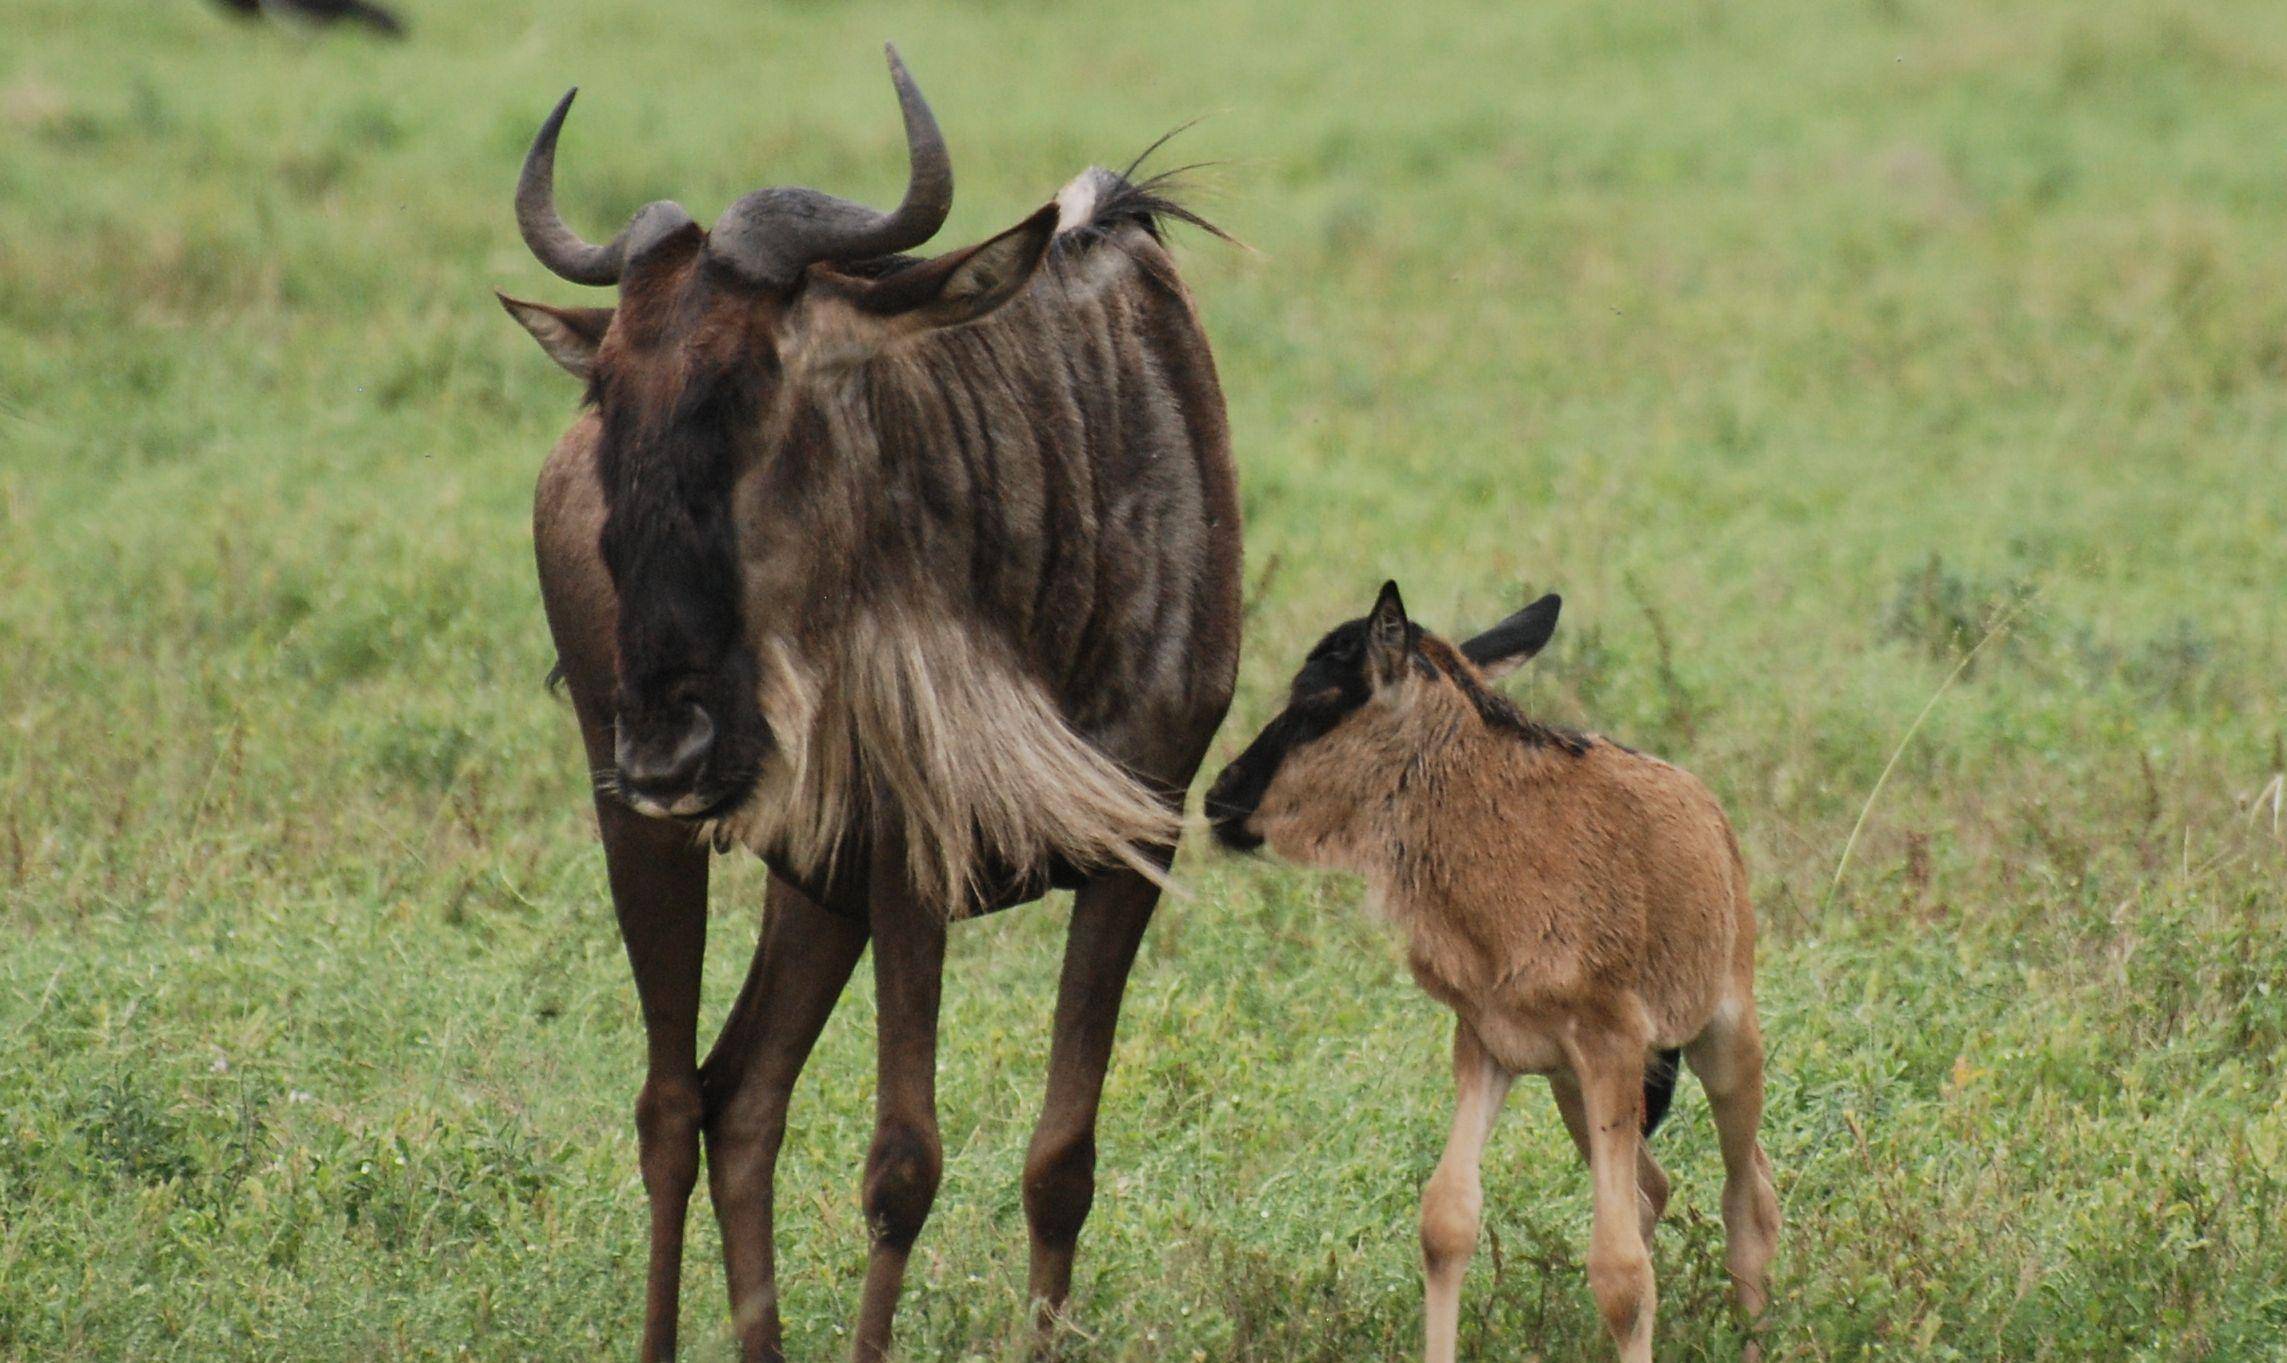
497,293,612,379
1366,580,1412,689
1461,592,1562,680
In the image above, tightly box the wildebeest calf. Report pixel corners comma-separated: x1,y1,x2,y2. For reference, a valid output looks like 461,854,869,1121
1206,582,1779,1363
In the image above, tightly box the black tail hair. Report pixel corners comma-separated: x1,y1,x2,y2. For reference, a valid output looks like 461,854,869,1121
1643,1049,1683,1137
1088,166,1233,246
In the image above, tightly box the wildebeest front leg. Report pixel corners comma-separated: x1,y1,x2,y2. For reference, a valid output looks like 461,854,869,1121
1021,867,1163,1334
702,877,869,1362
851,836,947,1361
1419,1021,1512,1363
595,795,710,1363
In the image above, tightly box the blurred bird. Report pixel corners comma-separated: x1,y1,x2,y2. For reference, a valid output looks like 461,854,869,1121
211,0,406,38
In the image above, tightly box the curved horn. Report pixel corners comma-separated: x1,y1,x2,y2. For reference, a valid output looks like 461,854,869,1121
709,44,955,286
862,44,955,254
516,89,695,286
517,90,623,285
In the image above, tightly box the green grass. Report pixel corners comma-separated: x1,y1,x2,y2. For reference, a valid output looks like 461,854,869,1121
5,0,2287,1357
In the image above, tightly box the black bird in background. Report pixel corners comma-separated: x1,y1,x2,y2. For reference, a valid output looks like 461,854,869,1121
212,0,406,37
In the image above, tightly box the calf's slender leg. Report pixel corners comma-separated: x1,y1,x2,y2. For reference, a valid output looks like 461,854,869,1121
595,795,711,1363
1022,866,1162,1333
1685,1001,1780,1359
1419,1021,1513,1363
849,835,947,1362
702,878,870,1362
1549,1070,1670,1244
1567,1029,1656,1363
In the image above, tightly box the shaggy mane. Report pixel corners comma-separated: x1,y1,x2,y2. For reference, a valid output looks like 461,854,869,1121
705,610,1182,914
689,152,1228,911
1418,636,1591,755
837,152,1231,287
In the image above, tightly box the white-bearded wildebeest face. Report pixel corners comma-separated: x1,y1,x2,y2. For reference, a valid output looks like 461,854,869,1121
497,46,1241,1363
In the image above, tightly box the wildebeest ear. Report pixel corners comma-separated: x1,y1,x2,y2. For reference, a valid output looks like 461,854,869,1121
1366,580,1411,688
855,203,1060,331
1461,592,1561,681
497,292,613,379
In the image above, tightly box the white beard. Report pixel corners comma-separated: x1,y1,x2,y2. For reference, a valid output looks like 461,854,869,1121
703,607,1183,912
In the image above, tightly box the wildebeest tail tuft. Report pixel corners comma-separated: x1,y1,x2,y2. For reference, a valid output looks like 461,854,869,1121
1053,131,1236,251
1643,1048,1683,1137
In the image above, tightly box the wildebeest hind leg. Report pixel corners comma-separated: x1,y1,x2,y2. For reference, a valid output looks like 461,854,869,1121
1550,1070,1671,1244
850,829,948,1361
1021,866,1164,1339
1684,1002,1780,1359
701,877,869,1362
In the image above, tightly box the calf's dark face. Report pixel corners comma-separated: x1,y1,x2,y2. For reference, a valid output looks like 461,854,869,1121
1204,582,1564,851
1204,615,1380,850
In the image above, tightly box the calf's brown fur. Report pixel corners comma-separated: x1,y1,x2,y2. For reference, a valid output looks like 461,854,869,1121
1206,583,1778,1363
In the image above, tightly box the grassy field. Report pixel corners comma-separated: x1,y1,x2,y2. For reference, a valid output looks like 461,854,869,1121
5,0,2287,1357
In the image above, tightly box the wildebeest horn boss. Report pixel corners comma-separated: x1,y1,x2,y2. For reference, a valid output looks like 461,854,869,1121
499,44,1241,1363
515,48,954,290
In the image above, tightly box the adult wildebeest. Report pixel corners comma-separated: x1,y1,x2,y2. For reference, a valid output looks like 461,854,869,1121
497,46,1240,1363
1205,585,1779,1363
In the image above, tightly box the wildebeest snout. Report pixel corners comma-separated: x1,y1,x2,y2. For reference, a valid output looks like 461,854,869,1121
614,702,717,815
1204,760,1265,851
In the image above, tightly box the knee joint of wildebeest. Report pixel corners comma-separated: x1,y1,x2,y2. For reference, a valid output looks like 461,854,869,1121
863,1122,944,1251
1588,1242,1654,1336
1022,1130,1097,1248
698,1054,790,1139
635,1075,704,1182
1418,1172,1481,1272
699,1080,790,1197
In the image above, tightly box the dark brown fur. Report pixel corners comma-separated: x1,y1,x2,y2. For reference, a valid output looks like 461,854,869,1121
509,163,1238,1361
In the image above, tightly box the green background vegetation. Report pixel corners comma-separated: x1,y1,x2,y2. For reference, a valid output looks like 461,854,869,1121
4,0,2284,1357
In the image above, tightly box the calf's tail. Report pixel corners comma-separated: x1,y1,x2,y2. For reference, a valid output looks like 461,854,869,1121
1642,1049,1683,1137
